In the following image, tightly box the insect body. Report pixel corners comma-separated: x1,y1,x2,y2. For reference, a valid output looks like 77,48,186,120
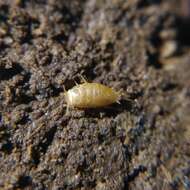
64,82,120,109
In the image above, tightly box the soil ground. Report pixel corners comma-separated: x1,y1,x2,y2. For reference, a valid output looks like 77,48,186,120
0,0,190,190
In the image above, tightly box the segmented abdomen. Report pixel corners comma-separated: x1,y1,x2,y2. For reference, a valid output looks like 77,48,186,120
65,83,119,108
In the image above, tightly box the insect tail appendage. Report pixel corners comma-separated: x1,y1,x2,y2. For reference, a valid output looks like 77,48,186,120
116,89,123,103
116,88,133,103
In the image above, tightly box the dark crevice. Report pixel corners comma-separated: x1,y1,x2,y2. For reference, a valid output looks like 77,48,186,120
0,140,13,154
60,4,84,33
146,50,161,69
0,4,9,22
17,73,36,104
52,33,68,44
50,85,64,97
32,125,57,165
0,125,13,154
18,0,47,8
16,93,36,105
161,82,178,92
15,114,30,125
17,175,32,188
128,115,146,140
137,0,162,8
0,63,24,81
124,165,147,189
176,17,190,46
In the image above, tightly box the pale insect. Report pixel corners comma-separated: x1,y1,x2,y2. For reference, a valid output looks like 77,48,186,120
28,76,122,140
64,76,121,112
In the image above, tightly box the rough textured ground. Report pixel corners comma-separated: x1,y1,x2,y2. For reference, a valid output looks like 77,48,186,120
0,0,190,190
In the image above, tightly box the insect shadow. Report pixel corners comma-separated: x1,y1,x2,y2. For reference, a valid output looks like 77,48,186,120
83,99,133,118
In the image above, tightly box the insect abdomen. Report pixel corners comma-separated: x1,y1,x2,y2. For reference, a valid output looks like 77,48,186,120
65,83,119,108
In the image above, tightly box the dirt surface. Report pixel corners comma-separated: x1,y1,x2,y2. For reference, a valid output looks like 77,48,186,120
0,0,190,190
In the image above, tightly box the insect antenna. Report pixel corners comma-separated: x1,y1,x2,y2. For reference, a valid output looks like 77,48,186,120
77,73,88,83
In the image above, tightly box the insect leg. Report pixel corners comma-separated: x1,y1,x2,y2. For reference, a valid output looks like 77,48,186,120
78,73,88,83
65,103,74,116
65,105,70,115
73,79,79,86
66,107,69,115
63,85,66,93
